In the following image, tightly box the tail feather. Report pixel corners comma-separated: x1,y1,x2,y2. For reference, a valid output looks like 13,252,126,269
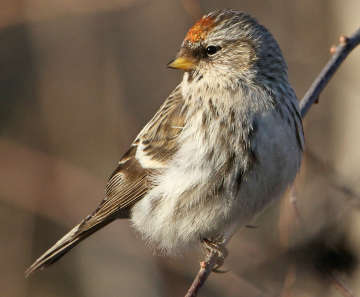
25,215,116,278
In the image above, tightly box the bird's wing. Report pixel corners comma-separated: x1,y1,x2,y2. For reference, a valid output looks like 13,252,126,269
93,84,186,222
25,85,186,277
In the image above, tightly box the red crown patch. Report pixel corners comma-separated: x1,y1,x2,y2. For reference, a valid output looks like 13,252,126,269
185,16,215,43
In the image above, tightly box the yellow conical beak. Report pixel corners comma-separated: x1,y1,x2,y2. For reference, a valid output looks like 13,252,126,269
167,56,196,71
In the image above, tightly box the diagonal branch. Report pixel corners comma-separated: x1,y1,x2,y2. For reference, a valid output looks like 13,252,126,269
184,251,218,297
184,27,360,297
300,27,360,117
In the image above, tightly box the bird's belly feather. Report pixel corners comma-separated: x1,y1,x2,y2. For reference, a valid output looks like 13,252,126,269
131,108,302,254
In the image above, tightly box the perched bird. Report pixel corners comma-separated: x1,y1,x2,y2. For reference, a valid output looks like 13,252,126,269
26,9,303,276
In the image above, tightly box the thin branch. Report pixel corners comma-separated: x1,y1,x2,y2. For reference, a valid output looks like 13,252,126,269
184,27,360,297
280,263,297,297
299,29,360,297
300,27,360,117
329,272,357,297
184,251,218,297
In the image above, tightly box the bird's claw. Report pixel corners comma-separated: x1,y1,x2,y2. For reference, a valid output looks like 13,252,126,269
202,239,228,273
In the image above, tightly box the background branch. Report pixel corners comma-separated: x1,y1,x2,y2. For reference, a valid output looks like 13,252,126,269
300,28,360,117
184,27,360,297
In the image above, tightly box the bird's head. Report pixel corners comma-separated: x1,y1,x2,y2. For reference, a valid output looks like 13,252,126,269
168,10,288,89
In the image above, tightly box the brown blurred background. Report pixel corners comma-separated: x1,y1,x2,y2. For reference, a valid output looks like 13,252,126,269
1,0,360,296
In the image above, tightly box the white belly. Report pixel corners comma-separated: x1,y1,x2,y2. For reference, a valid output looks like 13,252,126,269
131,105,302,254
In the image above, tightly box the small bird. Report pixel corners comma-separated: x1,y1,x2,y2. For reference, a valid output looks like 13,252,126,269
26,9,303,276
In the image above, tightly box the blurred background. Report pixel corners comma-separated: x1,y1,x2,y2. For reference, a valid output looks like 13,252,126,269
1,0,360,296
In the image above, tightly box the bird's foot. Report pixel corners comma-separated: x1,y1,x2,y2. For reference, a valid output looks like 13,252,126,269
202,238,228,273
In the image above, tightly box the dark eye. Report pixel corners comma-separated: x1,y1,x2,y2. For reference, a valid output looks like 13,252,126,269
206,45,221,56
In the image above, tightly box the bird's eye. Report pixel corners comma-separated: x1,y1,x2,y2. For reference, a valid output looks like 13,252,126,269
206,45,221,56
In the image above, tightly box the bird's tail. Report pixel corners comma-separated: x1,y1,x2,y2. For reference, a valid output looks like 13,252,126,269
25,214,116,278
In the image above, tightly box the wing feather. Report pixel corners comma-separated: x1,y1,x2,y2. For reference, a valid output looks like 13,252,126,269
82,85,186,226
25,85,186,276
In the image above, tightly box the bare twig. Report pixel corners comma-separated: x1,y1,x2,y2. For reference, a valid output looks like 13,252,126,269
184,251,218,297
300,28,360,117
184,27,360,297
298,28,360,297
280,263,297,297
329,272,357,297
